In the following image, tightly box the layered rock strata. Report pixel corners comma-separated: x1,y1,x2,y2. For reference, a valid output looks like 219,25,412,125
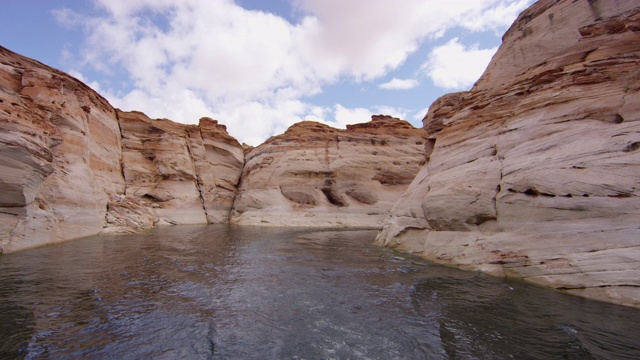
0,46,125,252
115,111,244,227
377,0,640,307
0,46,244,252
231,116,428,227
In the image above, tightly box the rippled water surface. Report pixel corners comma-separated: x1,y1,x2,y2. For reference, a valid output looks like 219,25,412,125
1,225,639,359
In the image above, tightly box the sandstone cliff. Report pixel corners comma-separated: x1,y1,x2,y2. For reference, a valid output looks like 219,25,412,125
0,46,244,252
0,43,421,252
0,46,125,252
2,0,639,310
377,0,640,307
231,116,428,227
114,111,243,227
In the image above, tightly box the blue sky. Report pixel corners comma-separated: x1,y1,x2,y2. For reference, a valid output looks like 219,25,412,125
0,0,533,145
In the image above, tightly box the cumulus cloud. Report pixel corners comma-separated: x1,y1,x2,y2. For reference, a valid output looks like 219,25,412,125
67,70,102,93
291,0,531,80
422,38,497,90
460,0,533,33
330,104,408,128
413,107,431,122
54,0,531,144
379,78,419,90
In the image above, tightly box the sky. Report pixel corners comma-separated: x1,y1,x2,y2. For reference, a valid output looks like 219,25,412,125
0,0,534,145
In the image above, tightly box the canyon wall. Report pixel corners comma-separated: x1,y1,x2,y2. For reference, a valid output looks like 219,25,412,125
231,117,428,227
0,45,422,252
0,46,244,252
377,0,640,307
115,111,244,228
2,0,640,309
0,46,125,252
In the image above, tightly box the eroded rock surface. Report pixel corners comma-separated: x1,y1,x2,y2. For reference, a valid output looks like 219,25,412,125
0,40,422,251
0,46,124,252
231,116,427,227
377,1,640,307
115,111,243,226
0,46,244,252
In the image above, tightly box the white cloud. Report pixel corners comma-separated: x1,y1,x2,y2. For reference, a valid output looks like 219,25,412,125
379,78,419,90
461,0,534,33
291,0,532,80
67,70,102,93
413,107,430,122
422,38,497,90
332,104,375,128
327,104,408,129
55,0,532,144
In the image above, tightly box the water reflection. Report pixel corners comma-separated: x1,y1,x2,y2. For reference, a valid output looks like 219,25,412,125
0,225,639,359
414,272,640,359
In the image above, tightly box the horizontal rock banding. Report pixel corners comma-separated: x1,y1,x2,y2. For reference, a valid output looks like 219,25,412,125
1,0,640,309
231,117,427,227
377,0,640,308
0,46,245,252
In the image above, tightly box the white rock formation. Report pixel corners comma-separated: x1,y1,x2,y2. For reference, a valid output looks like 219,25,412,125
377,0,640,308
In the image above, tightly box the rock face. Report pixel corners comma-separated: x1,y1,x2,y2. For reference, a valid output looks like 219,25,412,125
115,111,243,227
231,116,428,227
2,0,639,310
377,0,640,307
474,0,640,90
0,46,244,252
0,43,420,252
0,46,125,253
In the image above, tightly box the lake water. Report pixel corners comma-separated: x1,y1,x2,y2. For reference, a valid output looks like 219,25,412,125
1,225,639,359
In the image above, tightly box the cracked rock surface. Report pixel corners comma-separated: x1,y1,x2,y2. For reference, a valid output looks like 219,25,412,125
116,111,244,227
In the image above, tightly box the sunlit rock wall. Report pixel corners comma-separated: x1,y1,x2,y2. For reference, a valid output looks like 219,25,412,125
116,111,244,227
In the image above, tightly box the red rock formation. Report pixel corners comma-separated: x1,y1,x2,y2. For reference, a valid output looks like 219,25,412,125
0,41,427,251
0,46,244,252
115,111,243,226
0,45,124,252
474,0,640,90
377,0,640,308
231,116,427,227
